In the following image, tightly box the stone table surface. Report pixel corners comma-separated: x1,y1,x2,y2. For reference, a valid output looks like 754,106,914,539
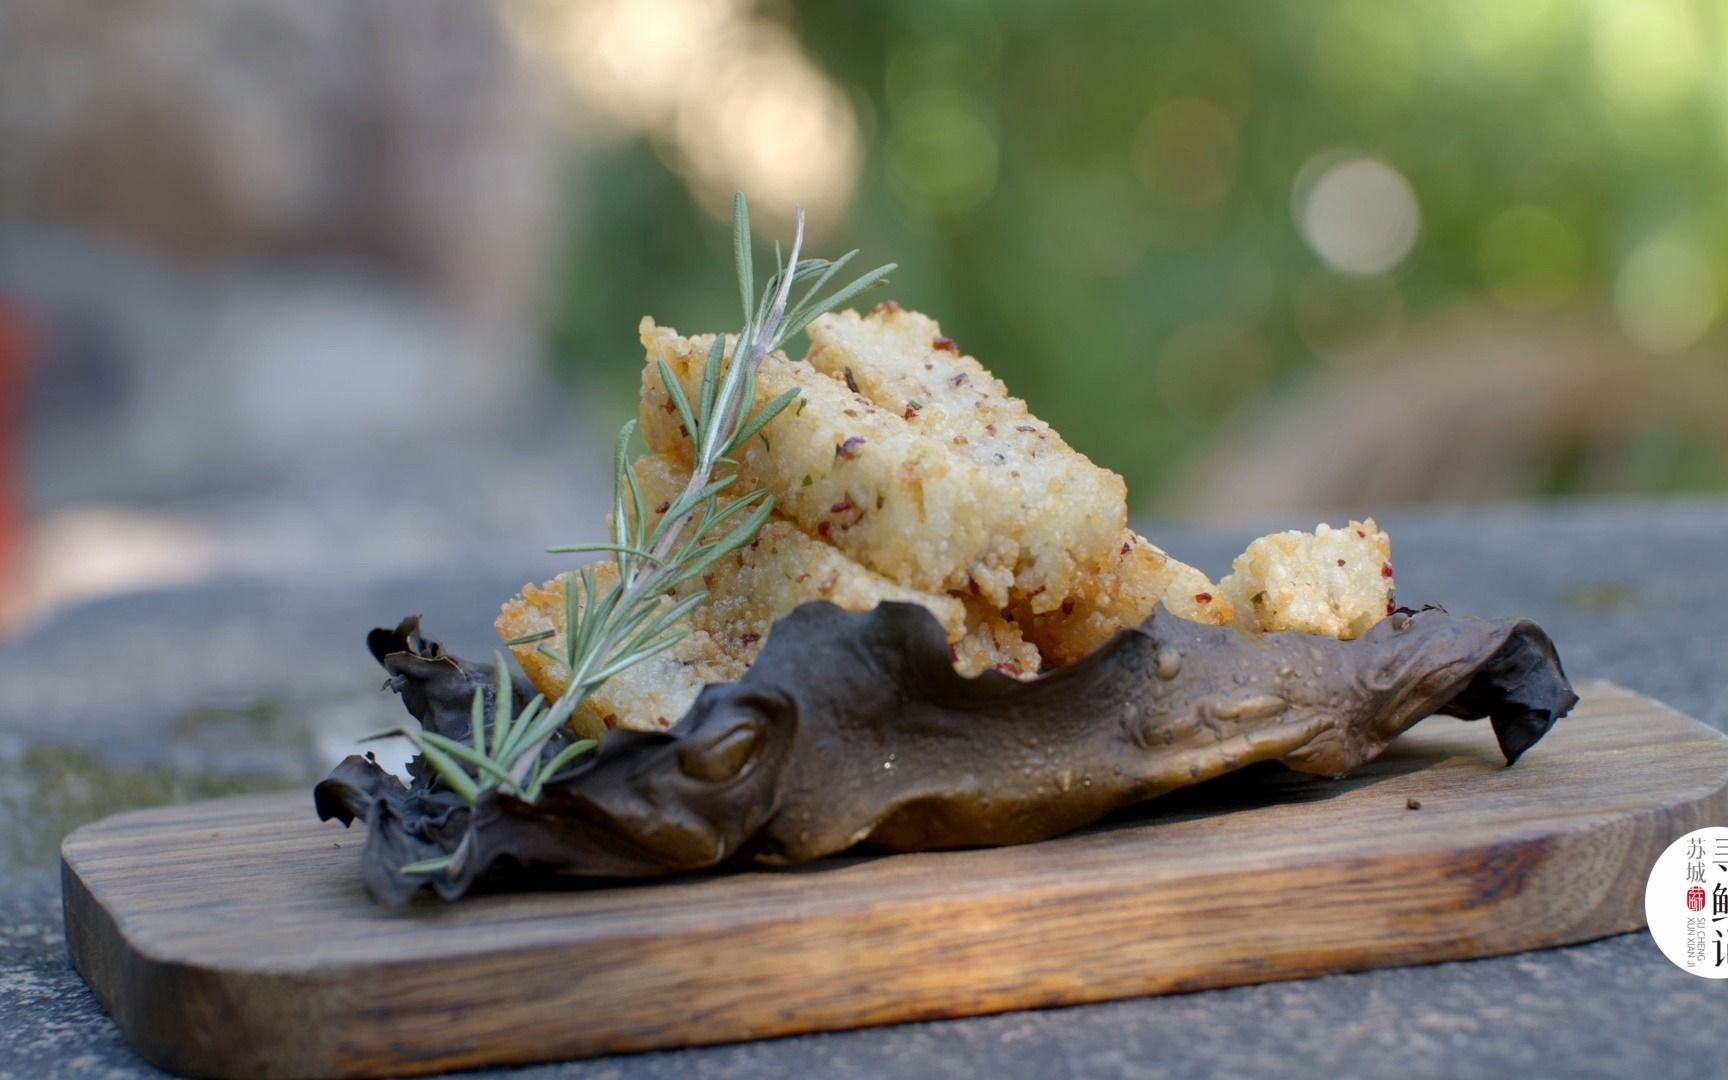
3,496,1725,1079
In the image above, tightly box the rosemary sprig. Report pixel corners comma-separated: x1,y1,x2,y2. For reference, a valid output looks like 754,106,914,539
382,193,893,865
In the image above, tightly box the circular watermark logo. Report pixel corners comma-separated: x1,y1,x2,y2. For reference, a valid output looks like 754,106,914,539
1646,825,1728,978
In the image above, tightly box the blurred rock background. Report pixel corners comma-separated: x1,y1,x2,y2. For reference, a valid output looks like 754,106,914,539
3,0,1728,634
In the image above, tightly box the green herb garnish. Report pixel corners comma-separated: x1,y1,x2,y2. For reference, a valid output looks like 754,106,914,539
374,193,893,867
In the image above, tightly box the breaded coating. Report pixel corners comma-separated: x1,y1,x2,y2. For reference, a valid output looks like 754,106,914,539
953,596,1042,679
640,317,1019,602
806,306,1127,613
642,317,1072,608
499,452,1023,731
1014,530,1233,665
626,454,969,646
632,452,1035,679
495,568,744,738
508,312,1398,733
1219,519,1394,640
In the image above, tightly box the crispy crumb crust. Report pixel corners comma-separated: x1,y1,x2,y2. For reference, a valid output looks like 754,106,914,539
1220,519,1394,640
634,450,1041,681
497,568,1038,734
1013,529,1232,665
642,317,1095,608
805,307,1127,614
497,452,1043,731
626,453,970,647
954,595,1043,679
495,567,743,738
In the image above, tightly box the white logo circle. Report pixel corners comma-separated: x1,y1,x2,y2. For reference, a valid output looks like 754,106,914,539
1645,825,1728,978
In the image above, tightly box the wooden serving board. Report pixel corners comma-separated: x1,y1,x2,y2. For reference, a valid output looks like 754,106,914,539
63,682,1728,1079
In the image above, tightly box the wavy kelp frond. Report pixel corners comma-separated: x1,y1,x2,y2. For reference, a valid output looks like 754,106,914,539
317,602,1576,904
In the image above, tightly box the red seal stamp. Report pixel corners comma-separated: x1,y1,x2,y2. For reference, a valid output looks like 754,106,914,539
1688,885,1707,912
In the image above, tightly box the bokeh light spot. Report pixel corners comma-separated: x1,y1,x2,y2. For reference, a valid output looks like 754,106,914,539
503,0,746,132
1476,205,1585,313
885,94,999,217
1591,0,1703,116
1450,0,1564,64
671,22,862,230
1614,233,1718,353
1293,154,1420,277
503,0,859,230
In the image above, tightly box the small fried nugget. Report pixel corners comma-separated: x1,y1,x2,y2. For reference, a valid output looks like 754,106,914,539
627,453,970,646
1014,530,1232,665
953,596,1042,679
495,568,745,737
640,318,1021,606
1219,519,1394,640
806,306,1127,614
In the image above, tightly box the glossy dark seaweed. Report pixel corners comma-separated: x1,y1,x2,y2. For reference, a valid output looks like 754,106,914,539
316,602,1577,904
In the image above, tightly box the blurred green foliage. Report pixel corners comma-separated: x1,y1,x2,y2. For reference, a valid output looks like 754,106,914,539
549,0,1728,508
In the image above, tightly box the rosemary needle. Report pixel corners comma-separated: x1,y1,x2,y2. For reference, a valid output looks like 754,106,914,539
394,193,894,855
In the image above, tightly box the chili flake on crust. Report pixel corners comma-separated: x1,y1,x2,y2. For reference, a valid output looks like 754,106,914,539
805,306,1127,615
1219,519,1394,640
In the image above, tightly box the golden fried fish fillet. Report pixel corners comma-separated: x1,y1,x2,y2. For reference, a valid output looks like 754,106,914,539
624,453,970,648
806,305,1128,614
640,317,1118,610
498,453,1044,732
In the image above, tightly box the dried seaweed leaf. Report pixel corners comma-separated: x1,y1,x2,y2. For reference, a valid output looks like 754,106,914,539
317,602,1576,904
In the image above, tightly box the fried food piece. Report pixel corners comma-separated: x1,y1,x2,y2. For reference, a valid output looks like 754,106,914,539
806,306,1127,613
1019,519,1393,664
540,315,1386,724
1013,530,1232,665
495,567,743,738
498,452,1040,732
1219,519,1394,640
641,317,1093,609
640,318,1016,604
499,566,1033,734
634,452,1040,680
626,454,969,648
954,596,1043,679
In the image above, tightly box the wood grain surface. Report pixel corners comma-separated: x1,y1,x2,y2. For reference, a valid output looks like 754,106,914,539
62,681,1728,1079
